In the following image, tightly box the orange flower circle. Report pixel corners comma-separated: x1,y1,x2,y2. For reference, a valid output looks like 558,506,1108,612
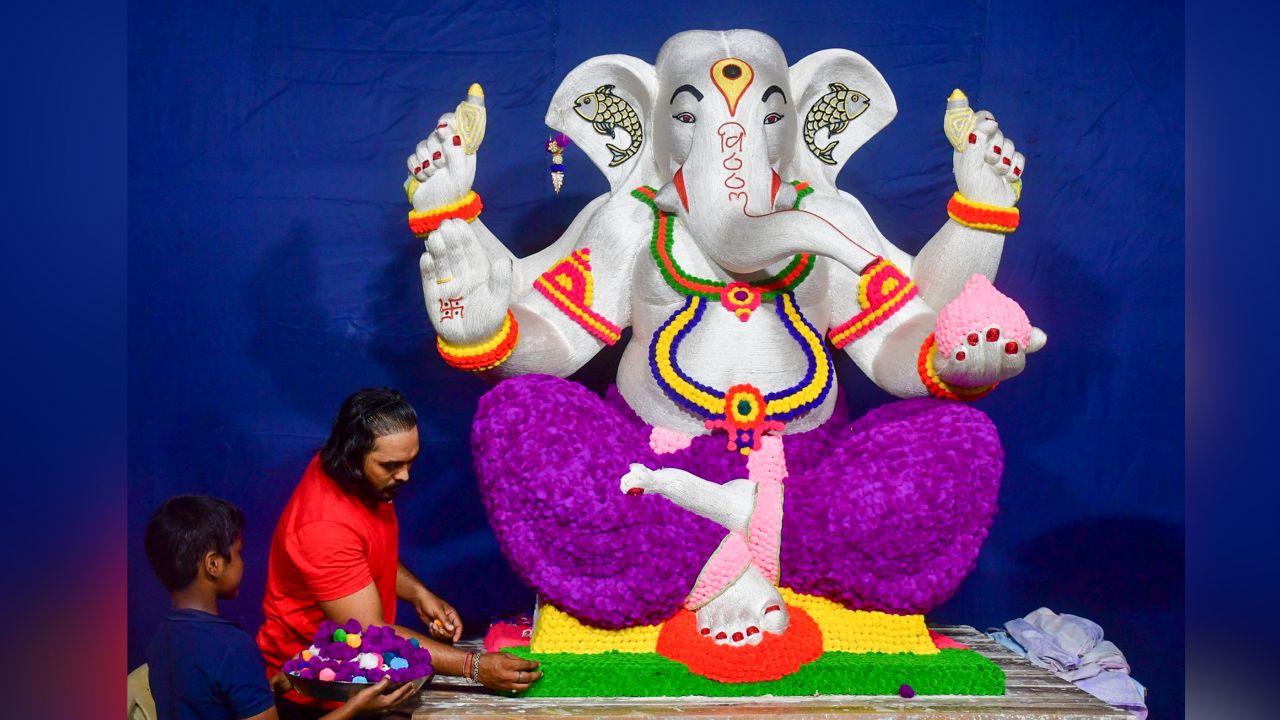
656,606,823,683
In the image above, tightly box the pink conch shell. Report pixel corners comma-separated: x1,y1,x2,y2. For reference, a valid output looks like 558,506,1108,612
934,274,1032,353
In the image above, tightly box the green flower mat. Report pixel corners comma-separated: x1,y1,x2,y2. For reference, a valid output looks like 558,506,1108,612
505,647,1005,697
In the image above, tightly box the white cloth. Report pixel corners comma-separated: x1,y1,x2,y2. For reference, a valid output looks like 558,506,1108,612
990,608,1147,719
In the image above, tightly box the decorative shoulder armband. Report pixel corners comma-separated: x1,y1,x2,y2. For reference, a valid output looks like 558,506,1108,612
946,191,1019,234
534,248,623,345
408,190,483,238
829,258,917,349
436,310,518,372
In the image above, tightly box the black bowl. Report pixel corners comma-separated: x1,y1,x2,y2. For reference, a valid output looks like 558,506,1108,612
287,672,432,703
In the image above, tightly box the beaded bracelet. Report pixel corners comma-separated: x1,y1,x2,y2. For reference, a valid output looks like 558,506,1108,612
946,191,1019,233
436,310,519,372
408,190,484,238
916,332,995,401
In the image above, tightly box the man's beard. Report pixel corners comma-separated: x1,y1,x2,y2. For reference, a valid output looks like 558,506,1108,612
373,481,406,502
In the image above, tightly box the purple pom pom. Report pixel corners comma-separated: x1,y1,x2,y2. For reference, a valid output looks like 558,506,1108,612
298,668,316,680
899,684,916,698
316,619,339,643
343,618,363,635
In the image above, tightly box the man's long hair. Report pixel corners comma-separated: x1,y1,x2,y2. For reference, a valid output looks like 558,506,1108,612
320,388,418,499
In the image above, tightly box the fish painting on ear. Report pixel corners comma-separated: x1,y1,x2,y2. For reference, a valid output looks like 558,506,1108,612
803,82,870,165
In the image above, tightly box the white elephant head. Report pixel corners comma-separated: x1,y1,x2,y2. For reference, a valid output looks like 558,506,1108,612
546,29,896,275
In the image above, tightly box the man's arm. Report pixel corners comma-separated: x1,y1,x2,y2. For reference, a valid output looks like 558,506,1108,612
317,583,539,692
396,562,462,642
395,561,425,600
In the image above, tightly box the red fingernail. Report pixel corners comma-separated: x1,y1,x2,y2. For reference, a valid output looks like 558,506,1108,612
732,632,744,642
1013,168,1021,176
987,328,1000,342
626,487,643,496
967,333,979,346
438,123,448,129
746,626,759,636
452,135,462,146
715,632,727,640
700,627,710,635
432,151,442,160
765,605,781,614
422,159,429,166
955,350,966,361
968,133,977,144
413,166,421,174
1002,157,1012,165
1005,341,1018,355
993,146,1002,155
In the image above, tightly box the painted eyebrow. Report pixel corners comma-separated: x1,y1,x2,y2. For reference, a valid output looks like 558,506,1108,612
670,85,704,103
762,85,786,103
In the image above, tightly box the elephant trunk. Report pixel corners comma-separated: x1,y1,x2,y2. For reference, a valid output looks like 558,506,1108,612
662,122,876,276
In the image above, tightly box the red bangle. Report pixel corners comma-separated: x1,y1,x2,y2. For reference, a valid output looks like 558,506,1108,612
409,190,483,237
916,332,995,401
946,191,1019,233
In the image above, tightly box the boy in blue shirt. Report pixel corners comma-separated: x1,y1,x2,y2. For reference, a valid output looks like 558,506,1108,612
144,495,414,720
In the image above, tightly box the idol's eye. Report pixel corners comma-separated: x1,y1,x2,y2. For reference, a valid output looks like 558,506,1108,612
763,112,784,125
672,112,696,124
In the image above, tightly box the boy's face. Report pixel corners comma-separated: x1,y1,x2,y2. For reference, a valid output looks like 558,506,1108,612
214,536,244,599
363,427,420,502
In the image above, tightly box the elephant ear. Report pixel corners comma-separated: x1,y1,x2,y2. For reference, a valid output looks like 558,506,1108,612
545,54,658,194
785,49,897,193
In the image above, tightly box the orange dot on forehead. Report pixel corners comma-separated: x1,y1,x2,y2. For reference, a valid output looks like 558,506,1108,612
710,58,754,116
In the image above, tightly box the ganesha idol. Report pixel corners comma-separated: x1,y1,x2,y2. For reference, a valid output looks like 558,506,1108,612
402,29,1045,694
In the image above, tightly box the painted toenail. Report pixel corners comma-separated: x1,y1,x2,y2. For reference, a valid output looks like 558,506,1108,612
432,151,442,160
732,632,744,642
1002,157,1011,165
955,350,966,361
986,328,1000,342
715,632,727,640
700,627,710,635
1013,167,1022,176
452,135,461,146
968,133,977,144
993,146,1002,155
967,333,979,346
1005,341,1018,355
746,626,759,636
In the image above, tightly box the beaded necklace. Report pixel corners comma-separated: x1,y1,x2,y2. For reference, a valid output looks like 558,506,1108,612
632,182,815,319
632,182,833,455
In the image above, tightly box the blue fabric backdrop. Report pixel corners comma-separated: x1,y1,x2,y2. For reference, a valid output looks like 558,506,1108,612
127,1,1183,715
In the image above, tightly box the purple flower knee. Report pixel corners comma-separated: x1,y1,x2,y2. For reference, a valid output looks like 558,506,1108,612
780,398,1002,614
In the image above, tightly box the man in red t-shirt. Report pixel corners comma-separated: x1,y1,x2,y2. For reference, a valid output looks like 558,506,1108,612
257,388,539,711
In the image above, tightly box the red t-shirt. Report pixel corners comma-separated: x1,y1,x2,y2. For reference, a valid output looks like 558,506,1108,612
257,455,399,679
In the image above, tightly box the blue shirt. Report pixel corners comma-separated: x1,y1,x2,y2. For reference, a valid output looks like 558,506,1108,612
146,609,276,720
